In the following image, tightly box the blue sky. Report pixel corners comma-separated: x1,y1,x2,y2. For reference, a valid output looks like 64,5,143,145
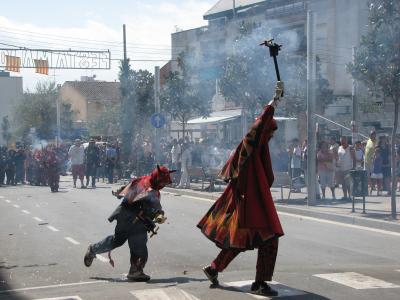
0,0,215,89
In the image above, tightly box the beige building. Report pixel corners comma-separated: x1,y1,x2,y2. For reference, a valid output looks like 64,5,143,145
59,76,121,124
0,71,23,145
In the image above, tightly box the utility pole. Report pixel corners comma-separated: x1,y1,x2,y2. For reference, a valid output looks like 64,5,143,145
351,46,358,146
154,66,161,162
123,24,127,62
307,10,317,206
56,96,60,146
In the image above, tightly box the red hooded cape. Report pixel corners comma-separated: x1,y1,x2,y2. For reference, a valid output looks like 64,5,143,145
197,105,284,249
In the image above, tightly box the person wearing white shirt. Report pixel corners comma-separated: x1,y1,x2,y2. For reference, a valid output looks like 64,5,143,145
337,136,354,200
68,139,85,188
179,143,192,188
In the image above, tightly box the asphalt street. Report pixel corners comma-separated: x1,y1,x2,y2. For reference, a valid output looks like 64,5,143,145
0,177,399,300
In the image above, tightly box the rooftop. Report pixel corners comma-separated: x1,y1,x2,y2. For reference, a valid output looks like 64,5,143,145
63,81,121,102
204,0,267,20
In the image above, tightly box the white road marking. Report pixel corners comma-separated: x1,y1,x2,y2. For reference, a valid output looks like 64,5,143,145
47,225,59,232
0,195,4,198
34,296,83,300
314,272,400,289
13,204,20,208
5,199,11,203
96,254,109,263
33,217,44,222
22,210,30,214
0,280,106,294
224,280,306,299
65,237,80,245
181,193,400,237
279,211,400,237
130,287,200,300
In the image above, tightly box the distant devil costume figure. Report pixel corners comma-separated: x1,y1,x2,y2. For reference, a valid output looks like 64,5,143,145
84,165,174,281
198,81,285,297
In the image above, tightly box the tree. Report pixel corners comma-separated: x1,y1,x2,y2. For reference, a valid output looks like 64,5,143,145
348,0,400,219
14,81,74,141
119,59,136,161
88,104,121,137
1,116,12,146
161,53,212,137
132,69,155,136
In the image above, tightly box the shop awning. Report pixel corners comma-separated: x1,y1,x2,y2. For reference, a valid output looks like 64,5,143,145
187,109,242,125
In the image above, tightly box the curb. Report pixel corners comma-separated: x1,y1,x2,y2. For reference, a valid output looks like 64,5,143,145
164,187,400,234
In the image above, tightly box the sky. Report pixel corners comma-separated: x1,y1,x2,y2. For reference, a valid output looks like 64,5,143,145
0,0,216,90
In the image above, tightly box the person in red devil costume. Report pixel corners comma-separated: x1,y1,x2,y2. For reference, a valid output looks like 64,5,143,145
197,82,285,297
84,165,174,281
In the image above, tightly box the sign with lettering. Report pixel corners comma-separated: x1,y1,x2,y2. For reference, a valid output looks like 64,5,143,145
0,49,111,70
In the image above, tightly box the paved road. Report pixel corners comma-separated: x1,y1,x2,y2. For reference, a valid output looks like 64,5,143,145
0,178,399,300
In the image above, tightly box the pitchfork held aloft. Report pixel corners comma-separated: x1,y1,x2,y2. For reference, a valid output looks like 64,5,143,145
260,39,283,94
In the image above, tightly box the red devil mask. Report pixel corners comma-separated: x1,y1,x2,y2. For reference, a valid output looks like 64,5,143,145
149,165,176,190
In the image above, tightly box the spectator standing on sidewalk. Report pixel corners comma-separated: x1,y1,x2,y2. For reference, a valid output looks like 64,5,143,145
354,141,364,169
317,141,335,200
85,139,100,188
337,136,354,200
289,139,302,192
378,136,391,195
364,131,377,190
69,139,86,188
370,147,384,196
179,143,192,189
170,139,181,184
105,143,117,184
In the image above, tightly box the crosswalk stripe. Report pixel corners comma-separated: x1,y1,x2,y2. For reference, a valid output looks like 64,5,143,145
33,217,44,222
313,272,400,289
64,237,80,245
13,204,20,208
130,287,200,300
33,296,83,300
5,199,11,203
223,280,306,299
22,210,30,214
96,254,109,263
47,225,59,232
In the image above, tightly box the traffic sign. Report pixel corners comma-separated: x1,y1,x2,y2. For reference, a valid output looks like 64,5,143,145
150,113,166,128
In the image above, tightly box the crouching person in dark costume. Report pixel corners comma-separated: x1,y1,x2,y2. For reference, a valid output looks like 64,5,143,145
84,165,174,281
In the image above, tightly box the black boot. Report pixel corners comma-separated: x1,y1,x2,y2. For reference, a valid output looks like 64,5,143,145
127,257,150,282
250,281,278,297
84,245,96,267
203,265,219,285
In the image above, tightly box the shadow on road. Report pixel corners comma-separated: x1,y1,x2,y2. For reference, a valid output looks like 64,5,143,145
90,276,208,286
0,270,28,300
215,283,330,300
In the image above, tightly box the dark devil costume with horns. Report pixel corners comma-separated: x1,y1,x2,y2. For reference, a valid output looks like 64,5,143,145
198,82,285,296
84,165,174,281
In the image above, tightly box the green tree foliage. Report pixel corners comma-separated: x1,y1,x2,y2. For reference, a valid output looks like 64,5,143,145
88,104,121,137
160,53,212,136
119,59,136,160
132,69,155,135
119,60,155,160
1,116,12,146
348,0,400,218
14,81,74,140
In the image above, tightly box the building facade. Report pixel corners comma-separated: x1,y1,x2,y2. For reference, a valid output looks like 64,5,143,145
169,0,381,140
59,76,121,124
0,71,23,145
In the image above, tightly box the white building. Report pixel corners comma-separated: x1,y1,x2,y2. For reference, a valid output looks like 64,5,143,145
0,71,23,145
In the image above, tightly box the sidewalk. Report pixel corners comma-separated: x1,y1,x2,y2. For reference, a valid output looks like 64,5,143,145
164,182,400,231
